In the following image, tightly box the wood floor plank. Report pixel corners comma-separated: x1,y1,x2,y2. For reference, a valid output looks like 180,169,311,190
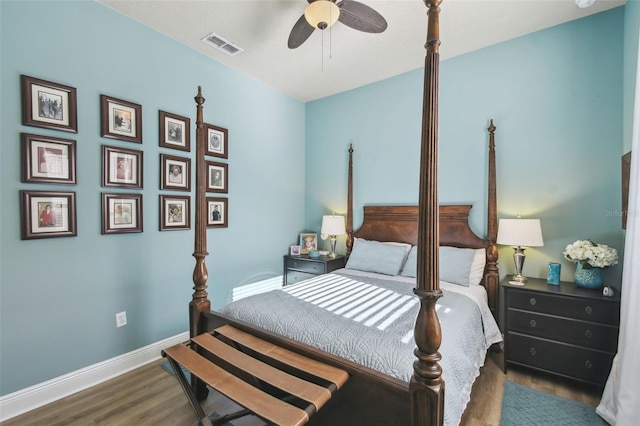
2,351,603,426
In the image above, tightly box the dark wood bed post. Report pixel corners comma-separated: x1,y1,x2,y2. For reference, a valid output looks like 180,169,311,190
486,120,499,320
346,143,354,256
189,86,211,339
410,1,445,425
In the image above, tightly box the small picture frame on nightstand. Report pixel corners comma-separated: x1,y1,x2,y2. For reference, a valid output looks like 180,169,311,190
290,245,301,256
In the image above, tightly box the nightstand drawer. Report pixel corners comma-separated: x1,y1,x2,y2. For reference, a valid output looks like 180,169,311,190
507,309,618,352
508,289,619,325
507,332,614,386
286,258,325,274
286,270,318,285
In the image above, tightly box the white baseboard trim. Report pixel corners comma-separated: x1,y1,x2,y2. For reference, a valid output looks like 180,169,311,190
0,331,189,422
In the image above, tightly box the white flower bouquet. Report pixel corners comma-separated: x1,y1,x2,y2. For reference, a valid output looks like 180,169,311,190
563,239,618,269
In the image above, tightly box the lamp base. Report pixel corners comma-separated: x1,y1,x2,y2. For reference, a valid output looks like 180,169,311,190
511,273,528,283
329,236,337,258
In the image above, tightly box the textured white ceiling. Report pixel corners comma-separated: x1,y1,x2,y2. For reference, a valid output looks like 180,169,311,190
98,0,626,102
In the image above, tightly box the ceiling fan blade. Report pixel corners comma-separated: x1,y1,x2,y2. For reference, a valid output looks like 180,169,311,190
288,14,315,49
338,0,387,33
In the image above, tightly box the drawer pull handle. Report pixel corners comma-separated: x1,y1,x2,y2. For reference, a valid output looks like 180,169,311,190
529,298,537,306
585,306,593,315
585,330,593,338
529,320,537,328
312,265,319,270
530,348,537,356
585,360,593,369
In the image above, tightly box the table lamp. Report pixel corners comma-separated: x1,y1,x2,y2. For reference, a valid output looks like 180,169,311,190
497,217,544,283
320,215,346,258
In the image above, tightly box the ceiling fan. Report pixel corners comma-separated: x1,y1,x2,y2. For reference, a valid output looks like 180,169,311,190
288,0,388,49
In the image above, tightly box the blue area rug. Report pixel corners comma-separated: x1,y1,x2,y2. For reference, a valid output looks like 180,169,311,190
500,380,602,426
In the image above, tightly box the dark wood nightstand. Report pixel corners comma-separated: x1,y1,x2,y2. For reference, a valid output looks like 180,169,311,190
503,277,620,387
283,254,346,286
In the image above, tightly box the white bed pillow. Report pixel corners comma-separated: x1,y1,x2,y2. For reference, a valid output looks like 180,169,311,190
345,238,411,276
400,246,486,287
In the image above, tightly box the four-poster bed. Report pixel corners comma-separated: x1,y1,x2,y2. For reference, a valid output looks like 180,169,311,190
165,1,502,424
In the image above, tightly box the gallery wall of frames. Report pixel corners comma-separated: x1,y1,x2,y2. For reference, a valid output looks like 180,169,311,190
19,74,229,240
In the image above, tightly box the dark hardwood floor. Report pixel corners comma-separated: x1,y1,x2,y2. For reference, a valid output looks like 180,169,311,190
2,350,603,426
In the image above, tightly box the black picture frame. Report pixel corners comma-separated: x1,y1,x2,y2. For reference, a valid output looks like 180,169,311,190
159,110,191,152
161,154,191,191
160,195,190,231
21,75,78,133
102,193,143,234
102,145,143,189
21,190,77,239
100,95,142,143
205,123,228,159
207,197,228,228
206,160,228,193
22,133,77,184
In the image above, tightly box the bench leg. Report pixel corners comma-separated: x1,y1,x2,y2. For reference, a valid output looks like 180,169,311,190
166,358,213,426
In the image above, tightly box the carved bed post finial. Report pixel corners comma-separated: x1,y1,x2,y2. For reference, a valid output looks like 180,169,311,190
190,86,210,339
346,143,354,256
486,119,499,319
410,1,445,425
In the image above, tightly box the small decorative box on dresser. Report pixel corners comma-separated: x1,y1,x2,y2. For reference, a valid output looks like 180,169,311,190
283,255,346,286
503,277,620,387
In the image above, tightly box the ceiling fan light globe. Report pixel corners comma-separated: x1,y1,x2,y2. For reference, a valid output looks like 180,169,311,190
304,0,340,30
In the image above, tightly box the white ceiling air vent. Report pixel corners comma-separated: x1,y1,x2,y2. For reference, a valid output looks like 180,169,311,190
201,32,243,56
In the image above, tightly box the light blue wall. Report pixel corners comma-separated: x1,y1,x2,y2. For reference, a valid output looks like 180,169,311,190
306,8,626,287
0,1,305,395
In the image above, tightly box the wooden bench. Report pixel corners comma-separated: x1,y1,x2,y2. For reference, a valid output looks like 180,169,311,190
162,325,349,426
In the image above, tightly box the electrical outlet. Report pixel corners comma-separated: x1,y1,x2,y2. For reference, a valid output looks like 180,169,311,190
116,311,127,328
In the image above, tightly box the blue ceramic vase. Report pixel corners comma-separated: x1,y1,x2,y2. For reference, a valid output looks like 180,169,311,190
574,262,603,289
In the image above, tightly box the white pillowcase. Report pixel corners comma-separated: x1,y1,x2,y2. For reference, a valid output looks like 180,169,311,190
400,246,486,287
345,238,411,276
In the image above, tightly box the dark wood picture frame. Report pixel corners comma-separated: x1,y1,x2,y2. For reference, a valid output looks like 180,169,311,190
207,197,228,228
102,145,143,189
101,193,143,234
21,75,78,133
100,95,142,143
206,160,228,193
21,190,77,239
161,154,191,191
160,195,191,231
22,133,77,184
205,123,228,159
159,110,191,152
622,151,631,229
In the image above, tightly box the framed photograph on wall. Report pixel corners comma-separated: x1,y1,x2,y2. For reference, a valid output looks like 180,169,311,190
22,133,77,184
205,123,228,159
102,145,143,188
21,190,77,239
160,195,190,231
159,110,190,152
207,197,228,228
100,94,142,143
21,75,78,133
161,154,191,191
206,160,228,193
102,193,143,234
299,233,318,254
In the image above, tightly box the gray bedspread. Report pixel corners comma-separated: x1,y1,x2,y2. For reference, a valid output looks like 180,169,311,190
219,271,501,425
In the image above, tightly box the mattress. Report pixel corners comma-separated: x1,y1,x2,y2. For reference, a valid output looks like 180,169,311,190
219,269,502,425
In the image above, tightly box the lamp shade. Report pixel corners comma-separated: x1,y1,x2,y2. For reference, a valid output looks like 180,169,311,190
305,0,340,30
321,215,346,236
497,218,544,247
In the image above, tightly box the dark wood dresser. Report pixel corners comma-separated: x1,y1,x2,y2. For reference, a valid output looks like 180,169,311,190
503,277,620,386
283,255,346,286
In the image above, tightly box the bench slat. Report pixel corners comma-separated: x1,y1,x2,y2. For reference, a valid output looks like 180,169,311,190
214,325,349,389
163,343,309,426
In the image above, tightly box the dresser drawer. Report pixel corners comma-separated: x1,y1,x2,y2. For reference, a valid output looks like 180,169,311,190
507,309,619,352
286,258,326,274
507,332,614,386
508,289,619,325
286,270,317,285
